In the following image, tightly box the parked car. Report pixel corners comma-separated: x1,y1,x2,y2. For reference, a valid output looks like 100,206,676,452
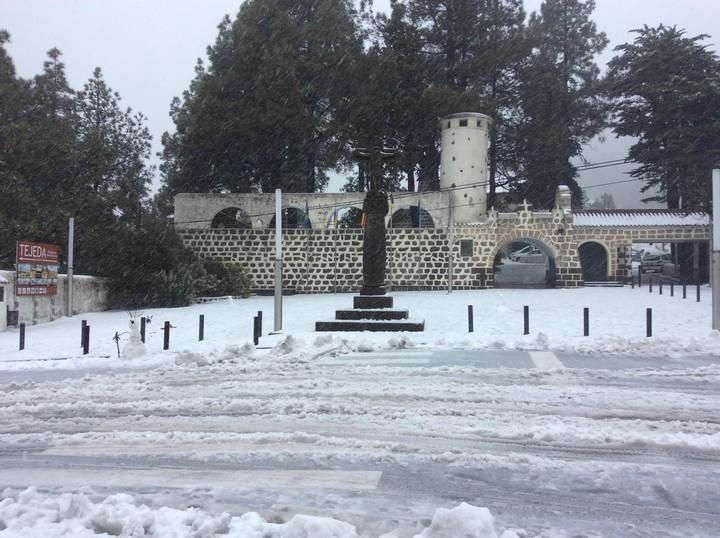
640,253,670,273
509,245,542,261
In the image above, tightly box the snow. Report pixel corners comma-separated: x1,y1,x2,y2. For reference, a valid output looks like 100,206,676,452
573,210,709,227
0,288,718,537
1,287,717,366
0,489,528,538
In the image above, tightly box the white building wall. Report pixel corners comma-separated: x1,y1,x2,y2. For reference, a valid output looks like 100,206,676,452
438,112,492,224
0,271,108,329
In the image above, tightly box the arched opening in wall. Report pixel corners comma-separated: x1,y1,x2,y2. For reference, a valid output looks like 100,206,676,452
326,206,363,228
579,242,608,282
493,239,556,288
268,207,311,229
211,207,252,229
389,207,435,228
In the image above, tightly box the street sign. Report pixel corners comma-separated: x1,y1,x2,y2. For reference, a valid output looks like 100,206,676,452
16,240,60,296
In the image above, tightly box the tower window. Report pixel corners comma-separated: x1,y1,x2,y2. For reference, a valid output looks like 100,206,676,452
476,120,482,127
459,119,468,127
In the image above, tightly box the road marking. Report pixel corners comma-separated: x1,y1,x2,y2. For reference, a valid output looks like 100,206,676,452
345,351,432,358
320,358,430,366
528,351,564,371
0,468,382,491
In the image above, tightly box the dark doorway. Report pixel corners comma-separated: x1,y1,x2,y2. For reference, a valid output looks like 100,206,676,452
579,242,608,282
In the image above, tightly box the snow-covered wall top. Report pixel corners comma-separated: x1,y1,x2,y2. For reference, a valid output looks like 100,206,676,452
573,210,710,227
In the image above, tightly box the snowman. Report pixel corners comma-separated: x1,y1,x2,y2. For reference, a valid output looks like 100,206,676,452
122,318,146,359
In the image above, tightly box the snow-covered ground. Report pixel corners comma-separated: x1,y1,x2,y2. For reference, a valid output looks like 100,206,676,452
1,287,719,537
1,287,718,365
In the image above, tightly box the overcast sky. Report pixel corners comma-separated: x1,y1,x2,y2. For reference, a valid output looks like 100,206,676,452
3,0,720,207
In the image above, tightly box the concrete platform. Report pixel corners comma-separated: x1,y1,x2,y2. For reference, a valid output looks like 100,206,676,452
335,309,409,321
315,319,425,332
316,295,424,332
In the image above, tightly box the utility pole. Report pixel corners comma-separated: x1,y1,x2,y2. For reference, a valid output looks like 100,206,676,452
712,168,719,330
67,217,74,317
273,188,283,333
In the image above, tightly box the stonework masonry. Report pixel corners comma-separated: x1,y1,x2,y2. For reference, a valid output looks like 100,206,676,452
178,207,711,293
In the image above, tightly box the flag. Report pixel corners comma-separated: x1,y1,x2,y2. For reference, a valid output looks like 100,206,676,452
389,194,394,228
360,211,367,229
331,207,338,229
303,200,311,229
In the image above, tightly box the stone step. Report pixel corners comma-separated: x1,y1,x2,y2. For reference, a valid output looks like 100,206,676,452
584,281,624,287
315,319,425,332
335,309,409,321
353,295,394,309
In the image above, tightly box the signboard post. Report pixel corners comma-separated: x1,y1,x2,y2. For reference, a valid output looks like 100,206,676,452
16,240,60,297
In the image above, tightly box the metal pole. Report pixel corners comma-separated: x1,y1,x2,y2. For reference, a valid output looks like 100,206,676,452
712,169,720,330
273,188,283,333
447,200,454,294
67,217,74,317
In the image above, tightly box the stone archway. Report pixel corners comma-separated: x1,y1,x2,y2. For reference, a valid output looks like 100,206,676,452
492,237,557,288
326,206,363,228
389,207,435,228
268,207,311,229
211,207,252,229
579,241,609,282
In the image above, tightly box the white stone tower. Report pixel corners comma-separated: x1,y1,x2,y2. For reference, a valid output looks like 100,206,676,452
439,112,492,223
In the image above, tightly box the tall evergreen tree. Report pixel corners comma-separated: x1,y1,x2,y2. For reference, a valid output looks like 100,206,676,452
510,0,608,208
75,67,153,225
158,0,362,210
606,25,720,210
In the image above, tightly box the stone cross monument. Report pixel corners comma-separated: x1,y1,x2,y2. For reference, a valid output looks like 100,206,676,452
351,140,399,296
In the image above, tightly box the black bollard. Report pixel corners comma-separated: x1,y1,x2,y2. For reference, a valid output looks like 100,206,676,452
19,323,25,351
83,325,90,355
257,311,263,336
81,319,87,347
163,321,170,350
523,305,529,335
631,277,635,289
638,270,642,288
468,305,474,333
583,307,589,337
199,314,205,341
683,283,687,299
670,283,674,297
659,281,663,295
253,316,260,345
649,278,653,293
140,317,146,343
646,308,652,338
697,283,701,302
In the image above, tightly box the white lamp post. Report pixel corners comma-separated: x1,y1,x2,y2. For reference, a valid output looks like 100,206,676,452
712,168,719,330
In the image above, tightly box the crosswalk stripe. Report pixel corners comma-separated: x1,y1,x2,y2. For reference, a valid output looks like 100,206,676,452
320,358,430,366
0,468,382,491
528,351,564,371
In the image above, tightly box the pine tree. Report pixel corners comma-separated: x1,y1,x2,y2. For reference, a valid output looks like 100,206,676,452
75,67,153,225
510,0,608,209
606,25,720,210
159,0,363,208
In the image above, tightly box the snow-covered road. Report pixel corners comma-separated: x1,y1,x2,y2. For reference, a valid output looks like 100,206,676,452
2,344,720,537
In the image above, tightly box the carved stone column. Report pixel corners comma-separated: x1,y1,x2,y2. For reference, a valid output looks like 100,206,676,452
360,191,389,296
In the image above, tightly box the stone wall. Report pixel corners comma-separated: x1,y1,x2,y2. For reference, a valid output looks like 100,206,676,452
178,208,711,293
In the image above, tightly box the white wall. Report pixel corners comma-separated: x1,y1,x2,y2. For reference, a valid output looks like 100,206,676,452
0,271,108,329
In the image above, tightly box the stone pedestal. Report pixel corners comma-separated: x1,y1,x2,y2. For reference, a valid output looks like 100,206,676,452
315,295,425,332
